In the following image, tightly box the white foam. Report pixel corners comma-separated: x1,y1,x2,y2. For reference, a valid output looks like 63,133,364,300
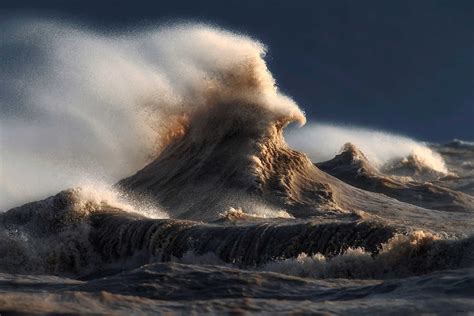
72,181,169,219
262,231,472,279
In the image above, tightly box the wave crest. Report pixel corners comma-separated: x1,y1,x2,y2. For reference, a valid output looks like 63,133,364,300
0,19,304,210
286,123,448,175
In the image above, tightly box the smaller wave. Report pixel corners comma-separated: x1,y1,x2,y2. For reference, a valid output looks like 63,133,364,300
218,207,293,221
153,229,474,280
380,154,450,181
0,184,167,275
286,123,448,175
447,139,474,148
74,182,169,219
262,231,474,279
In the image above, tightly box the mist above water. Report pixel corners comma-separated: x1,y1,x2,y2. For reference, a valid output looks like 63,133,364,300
0,18,449,211
285,123,448,174
0,18,303,210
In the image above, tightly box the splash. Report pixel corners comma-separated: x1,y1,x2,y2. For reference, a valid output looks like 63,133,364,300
285,123,448,174
0,185,167,275
0,18,304,210
262,231,474,279
218,207,293,220
70,182,168,219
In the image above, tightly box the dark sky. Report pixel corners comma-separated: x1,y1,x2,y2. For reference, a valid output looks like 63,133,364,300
2,0,473,141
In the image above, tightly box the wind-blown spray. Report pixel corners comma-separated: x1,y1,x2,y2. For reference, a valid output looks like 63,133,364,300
0,19,304,210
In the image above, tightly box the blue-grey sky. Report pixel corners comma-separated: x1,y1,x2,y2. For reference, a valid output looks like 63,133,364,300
1,0,473,141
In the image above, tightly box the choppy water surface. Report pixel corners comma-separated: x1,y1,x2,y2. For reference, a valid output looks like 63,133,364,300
1,20,473,315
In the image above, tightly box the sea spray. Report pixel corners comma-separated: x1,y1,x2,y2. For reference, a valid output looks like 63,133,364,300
286,123,448,174
0,19,304,210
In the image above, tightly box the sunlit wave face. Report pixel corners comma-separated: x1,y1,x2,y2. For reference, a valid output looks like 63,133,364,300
0,19,304,210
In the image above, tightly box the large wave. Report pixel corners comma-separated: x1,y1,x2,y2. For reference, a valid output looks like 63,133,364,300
0,18,304,210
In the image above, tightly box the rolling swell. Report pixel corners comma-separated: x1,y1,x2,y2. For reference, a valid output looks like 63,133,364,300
264,232,474,279
0,188,397,276
88,211,474,279
89,211,398,269
2,191,472,280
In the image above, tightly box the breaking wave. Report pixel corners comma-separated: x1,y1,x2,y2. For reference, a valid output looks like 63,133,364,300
285,123,448,175
0,187,167,275
1,17,472,290
1,191,472,279
0,189,392,275
0,18,304,210
263,231,474,279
